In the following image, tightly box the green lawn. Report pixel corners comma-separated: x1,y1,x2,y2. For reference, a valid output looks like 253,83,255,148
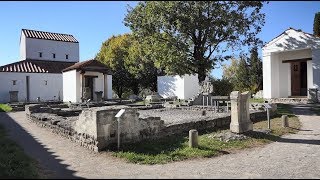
133,101,146,105
0,104,12,112
112,103,301,164
0,124,39,178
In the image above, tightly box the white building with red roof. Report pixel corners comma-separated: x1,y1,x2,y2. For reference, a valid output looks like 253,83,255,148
0,29,112,103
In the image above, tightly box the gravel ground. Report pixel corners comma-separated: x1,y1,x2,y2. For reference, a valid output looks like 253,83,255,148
0,104,320,178
138,108,230,125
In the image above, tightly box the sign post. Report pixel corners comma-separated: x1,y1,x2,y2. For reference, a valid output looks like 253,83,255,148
264,103,272,129
115,109,125,150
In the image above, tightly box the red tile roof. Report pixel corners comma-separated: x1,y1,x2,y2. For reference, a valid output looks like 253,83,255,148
0,59,76,73
22,29,79,43
62,59,112,74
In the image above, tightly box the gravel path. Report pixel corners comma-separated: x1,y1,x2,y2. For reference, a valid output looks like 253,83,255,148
0,104,320,178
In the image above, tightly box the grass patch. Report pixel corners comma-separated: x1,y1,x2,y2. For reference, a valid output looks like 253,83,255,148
0,124,40,178
254,103,301,136
132,100,145,105
112,103,301,165
249,98,265,103
0,104,12,112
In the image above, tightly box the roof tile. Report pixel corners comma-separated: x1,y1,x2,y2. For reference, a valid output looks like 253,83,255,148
22,29,78,43
0,59,76,73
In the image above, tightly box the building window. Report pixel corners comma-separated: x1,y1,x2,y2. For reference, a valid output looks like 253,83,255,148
66,54,69,59
39,52,42,58
12,80,17,85
44,80,48,85
53,53,56,58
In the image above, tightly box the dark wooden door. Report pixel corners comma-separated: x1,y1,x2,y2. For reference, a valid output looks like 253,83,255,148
291,62,301,96
26,76,30,102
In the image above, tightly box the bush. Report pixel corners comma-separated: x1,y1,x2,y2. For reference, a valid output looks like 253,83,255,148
210,78,234,96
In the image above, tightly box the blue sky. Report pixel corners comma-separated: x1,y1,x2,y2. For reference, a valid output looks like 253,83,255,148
0,1,319,78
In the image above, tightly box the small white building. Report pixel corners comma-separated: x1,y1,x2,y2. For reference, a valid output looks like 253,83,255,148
62,59,112,103
0,29,79,103
263,27,320,99
157,74,199,99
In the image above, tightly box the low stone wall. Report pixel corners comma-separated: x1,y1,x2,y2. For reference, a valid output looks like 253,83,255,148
25,103,277,152
74,106,165,150
268,98,309,104
28,113,99,151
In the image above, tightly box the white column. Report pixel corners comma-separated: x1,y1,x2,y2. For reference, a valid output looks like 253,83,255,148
312,49,320,89
106,75,112,99
263,52,272,99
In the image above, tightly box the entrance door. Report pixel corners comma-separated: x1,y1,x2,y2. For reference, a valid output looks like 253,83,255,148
26,76,30,102
300,62,307,96
291,62,308,96
291,62,301,96
84,76,94,100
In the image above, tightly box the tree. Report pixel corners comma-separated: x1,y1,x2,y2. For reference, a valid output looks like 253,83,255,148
314,12,320,37
95,34,134,99
222,47,263,93
247,47,263,93
222,58,239,81
125,39,161,92
210,77,234,96
124,1,266,83
234,56,251,92
96,34,161,98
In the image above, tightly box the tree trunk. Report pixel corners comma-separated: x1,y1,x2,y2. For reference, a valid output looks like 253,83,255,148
197,67,206,83
132,84,139,95
116,86,123,102
151,75,158,92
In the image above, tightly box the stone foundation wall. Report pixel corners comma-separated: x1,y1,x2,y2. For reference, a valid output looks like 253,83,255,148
74,106,165,150
28,113,99,151
268,98,309,104
25,104,277,152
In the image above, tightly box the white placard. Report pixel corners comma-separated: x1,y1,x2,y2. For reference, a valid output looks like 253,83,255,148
115,109,125,118
264,103,272,109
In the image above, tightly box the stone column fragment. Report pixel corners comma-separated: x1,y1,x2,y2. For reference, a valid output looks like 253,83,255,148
230,91,253,133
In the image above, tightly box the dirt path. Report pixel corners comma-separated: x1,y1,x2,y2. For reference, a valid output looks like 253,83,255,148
0,104,320,178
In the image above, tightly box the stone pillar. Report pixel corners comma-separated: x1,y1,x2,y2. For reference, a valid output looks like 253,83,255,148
308,88,318,103
95,91,103,102
282,115,288,127
189,129,198,148
230,91,253,133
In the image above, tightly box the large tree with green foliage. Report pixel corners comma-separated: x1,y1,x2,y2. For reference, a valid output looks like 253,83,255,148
234,56,251,92
247,47,263,93
125,39,161,92
222,47,262,93
124,1,266,83
209,77,234,96
96,34,160,98
95,34,135,99
314,12,320,37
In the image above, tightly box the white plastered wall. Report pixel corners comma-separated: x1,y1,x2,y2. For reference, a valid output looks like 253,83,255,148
63,70,78,103
183,74,200,99
63,70,112,103
0,72,63,103
22,36,79,62
263,28,320,98
157,74,199,99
